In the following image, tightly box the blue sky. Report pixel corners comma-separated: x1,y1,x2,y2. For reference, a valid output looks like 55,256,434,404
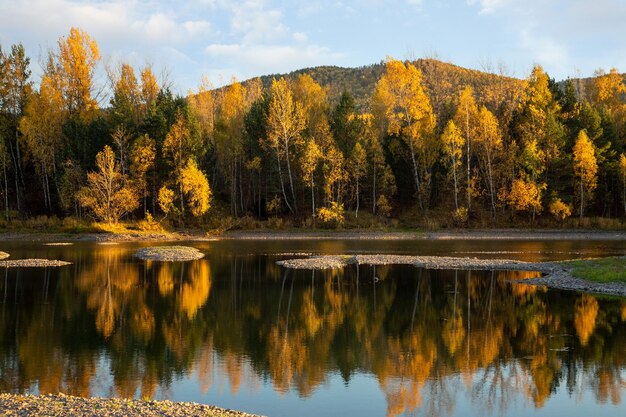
1,0,625,94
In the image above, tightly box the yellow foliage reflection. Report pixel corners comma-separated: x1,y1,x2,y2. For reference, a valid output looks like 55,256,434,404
575,295,599,346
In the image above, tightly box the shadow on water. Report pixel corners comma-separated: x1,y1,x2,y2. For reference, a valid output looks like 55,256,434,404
0,240,625,416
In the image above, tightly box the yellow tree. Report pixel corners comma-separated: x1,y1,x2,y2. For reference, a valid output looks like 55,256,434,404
266,77,305,213
517,65,564,177
77,145,138,223
188,76,214,146
130,134,156,213
476,106,502,218
593,68,626,113
215,79,246,215
507,178,544,221
453,86,479,211
163,112,194,214
322,145,346,204
367,106,397,215
349,141,367,217
110,62,141,127
549,198,572,224
375,58,435,209
140,66,159,117
573,130,598,220
179,158,211,217
291,74,329,138
19,72,65,210
441,120,464,210
301,140,322,216
56,27,101,120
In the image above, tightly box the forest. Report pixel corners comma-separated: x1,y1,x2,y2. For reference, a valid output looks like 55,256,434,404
1,27,626,231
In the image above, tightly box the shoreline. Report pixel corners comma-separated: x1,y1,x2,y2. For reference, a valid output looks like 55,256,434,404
0,393,263,417
0,228,624,242
276,254,626,297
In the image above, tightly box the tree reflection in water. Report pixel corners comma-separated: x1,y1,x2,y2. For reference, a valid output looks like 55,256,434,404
0,245,625,417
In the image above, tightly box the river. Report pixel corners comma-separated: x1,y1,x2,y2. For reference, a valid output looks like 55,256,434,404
0,239,625,417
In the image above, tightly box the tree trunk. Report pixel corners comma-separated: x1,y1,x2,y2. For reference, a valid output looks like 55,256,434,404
372,163,377,214
8,140,20,212
580,181,584,221
355,177,359,218
486,151,496,219
408,137,423,210
276,148,293,214
466,109,471,212
623,177,625,215
452,154,459,210
284,139,297,213
3,154,8,220
311,177,315,217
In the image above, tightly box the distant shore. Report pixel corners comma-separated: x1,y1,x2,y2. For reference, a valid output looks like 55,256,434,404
0,228,624,242
0,393,262,417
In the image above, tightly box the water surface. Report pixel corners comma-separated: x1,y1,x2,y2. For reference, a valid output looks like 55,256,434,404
0,239,625,417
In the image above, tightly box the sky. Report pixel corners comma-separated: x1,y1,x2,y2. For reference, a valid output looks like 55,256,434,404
1,0,626,94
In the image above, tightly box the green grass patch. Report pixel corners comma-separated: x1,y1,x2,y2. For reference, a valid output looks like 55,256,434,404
565,257,626,283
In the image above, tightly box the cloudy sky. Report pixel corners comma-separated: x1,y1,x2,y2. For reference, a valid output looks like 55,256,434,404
1,0,625,93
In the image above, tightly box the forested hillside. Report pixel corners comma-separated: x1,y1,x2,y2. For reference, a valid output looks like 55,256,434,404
1,27,625,230
240,59,524,112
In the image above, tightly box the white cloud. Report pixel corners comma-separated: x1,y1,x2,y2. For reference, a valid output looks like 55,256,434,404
0,0,340,90
204,42,342,77
292,32,308,42
406,0,423,7
519,28,569,72
466,0,509,14
230,0,289,43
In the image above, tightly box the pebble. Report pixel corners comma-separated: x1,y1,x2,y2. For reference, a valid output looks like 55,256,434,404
0,259,72,268
0,393,263,417
134,246,205,261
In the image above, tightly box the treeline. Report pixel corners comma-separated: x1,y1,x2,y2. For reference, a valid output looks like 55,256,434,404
1,27,626,228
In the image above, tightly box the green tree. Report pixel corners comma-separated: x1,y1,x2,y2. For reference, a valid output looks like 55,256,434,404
0,43,32,211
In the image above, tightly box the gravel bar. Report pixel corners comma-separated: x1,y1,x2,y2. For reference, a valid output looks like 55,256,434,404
276,254,546,271
276,254,626,297
0,393,263,417
0,259,72,268
134,246,205,261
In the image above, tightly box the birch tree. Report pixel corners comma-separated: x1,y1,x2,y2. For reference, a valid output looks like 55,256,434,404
441,120,464,210
374,59,435,209
266,78,305,213
573,130,597,219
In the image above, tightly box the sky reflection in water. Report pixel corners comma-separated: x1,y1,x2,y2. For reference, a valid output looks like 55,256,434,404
0,239,625,417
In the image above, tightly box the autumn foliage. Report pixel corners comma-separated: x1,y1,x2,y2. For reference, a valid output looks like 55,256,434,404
1,29,626,227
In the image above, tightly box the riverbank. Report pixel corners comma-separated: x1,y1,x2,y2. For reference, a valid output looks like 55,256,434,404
0,393,263,417
276,254,626,297
0,228,625,242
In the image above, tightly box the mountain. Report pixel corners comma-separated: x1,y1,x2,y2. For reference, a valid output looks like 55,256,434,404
234,58,525,111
